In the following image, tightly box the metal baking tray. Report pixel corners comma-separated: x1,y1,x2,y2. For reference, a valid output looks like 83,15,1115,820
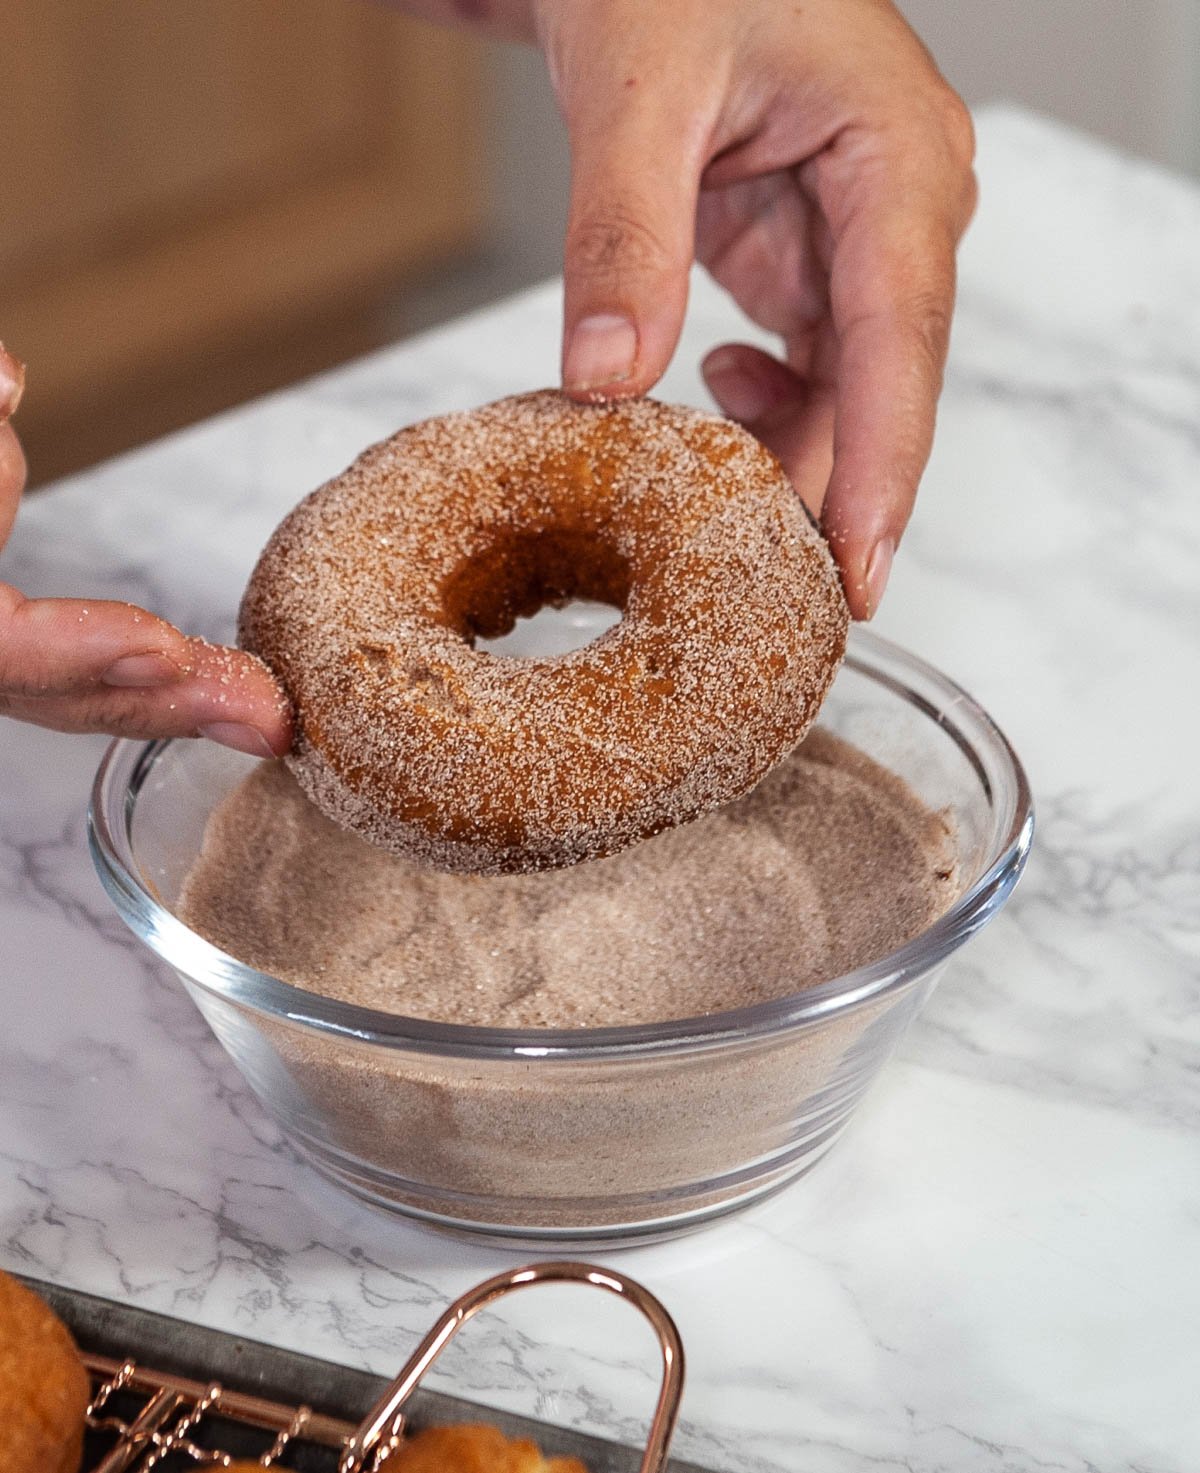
19,1261,715,1473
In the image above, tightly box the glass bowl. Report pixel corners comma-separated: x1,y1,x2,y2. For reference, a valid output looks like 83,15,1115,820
89,624,1032,1246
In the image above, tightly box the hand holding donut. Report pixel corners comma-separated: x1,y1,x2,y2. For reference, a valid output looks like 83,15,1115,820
0,344,291,754
549,0,975,618
414,0,976,617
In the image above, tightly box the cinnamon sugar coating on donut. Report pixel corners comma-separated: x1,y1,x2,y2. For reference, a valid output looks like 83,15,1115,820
239,391,849,873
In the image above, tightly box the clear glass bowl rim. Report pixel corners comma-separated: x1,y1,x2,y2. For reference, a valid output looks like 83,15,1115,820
88,627,1033,1063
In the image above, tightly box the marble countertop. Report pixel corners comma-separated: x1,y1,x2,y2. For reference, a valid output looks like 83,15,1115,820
2,107,1197,1473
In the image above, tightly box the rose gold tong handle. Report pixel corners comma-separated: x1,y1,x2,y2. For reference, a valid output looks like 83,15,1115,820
338,1260,685,1473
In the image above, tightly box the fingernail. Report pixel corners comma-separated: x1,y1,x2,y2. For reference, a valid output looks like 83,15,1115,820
102,653,185,688
865,538,895,619
0,342,26,421
199,722,276,758
704,358,774,424
564,314,638,393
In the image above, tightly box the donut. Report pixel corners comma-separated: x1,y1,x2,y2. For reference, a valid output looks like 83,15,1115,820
387,1423,588,1473
0,1271,91,1473
239,391,849,874
227,1423,588,1472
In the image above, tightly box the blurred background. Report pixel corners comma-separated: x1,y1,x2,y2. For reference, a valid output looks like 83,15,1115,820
5,0,1199,488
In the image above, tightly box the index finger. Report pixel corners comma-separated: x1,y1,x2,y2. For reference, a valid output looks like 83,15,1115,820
808,130,975,618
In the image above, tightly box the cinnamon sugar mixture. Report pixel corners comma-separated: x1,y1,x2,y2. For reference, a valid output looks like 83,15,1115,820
179,729,957,1027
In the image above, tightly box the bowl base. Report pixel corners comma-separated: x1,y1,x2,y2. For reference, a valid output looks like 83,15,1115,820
284,1126,846,1249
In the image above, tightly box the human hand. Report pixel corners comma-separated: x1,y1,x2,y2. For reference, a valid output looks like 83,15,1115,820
0,344,291,754
539,0,976,617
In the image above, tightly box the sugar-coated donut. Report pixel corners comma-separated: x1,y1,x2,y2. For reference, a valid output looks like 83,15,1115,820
239,391,849,874
0,1271,91,1473
387,1423,588,1473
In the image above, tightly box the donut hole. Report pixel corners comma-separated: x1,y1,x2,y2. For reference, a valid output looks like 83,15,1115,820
442,528,629,656
476,600,625,658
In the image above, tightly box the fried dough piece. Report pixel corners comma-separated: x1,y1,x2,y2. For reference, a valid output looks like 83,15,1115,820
227,1423,587,1472
389,1422,588,1472
0,1271,91,1473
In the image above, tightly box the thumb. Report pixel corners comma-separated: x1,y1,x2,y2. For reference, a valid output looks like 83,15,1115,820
560,97,702,401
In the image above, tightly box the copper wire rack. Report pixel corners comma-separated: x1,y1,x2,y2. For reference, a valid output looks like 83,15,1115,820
22,1262,707,1473
81,1352,354,1472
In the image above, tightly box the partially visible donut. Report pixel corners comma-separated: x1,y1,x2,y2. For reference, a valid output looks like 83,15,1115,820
387,1423,588,1473
239,391,849,874
0,1271,90,1473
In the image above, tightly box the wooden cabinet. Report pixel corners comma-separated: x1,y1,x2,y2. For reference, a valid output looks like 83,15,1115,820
3,1,485,483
